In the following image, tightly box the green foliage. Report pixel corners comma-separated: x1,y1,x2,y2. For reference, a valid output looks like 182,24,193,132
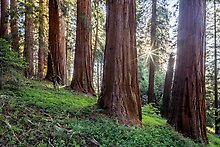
208,133,220,147
142,104,166,126
205,0,220,130
142,104,160,117
0,38,26,89
139,68,165,105
1,80,215,146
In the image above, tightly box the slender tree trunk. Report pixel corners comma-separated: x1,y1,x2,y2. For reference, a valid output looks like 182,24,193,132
46,0,67,85
98,0,142,126
97,61,100,95
214,0,220,135
10,0,20,54
37,0,45,80
24,0,34,78
168,0,208,144
92,0,99,77
161,53,174,118
148,0,157,104
0,0,9,38
71,0,95,95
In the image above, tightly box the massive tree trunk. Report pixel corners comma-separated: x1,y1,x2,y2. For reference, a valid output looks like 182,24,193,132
71,0,95,95
148,0,157,104
0,0,9,38
46,0,67,85
10,0,20,53
37,0,45,80
161,53,174,118
213,0,220,135
24,0,34,78
168,0,208,144
98,0,142,126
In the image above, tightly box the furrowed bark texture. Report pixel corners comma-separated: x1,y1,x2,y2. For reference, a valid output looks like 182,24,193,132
71,0,95,95
24,0,34,78
168,0,208,144
46,0,67,85
98,0,142,126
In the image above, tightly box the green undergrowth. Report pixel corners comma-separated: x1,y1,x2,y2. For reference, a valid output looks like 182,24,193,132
0,79,219,146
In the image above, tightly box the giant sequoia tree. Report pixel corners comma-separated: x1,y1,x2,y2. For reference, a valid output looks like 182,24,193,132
168,0,208,143
71,0,95,95
24,0,34,78
46,0,67,85
98,0,142,126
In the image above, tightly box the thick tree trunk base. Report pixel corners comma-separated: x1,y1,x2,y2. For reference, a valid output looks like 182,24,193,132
98,0,142,127
98,91,142,126
71,80,95,96
71,0,95,95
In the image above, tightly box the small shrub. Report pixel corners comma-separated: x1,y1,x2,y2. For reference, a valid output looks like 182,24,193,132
142,104,160,117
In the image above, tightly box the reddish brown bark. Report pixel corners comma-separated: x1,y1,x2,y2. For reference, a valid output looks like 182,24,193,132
46,0,67,85
37,0,45,80
10,0,20,53
24,0,34,78
168,0,208,144
98,0,142,126
148,0,157,104
71,0,95,95
161,53,174,118
0,0,9,38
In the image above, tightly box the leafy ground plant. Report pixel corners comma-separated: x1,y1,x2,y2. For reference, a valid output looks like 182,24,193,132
0,79,219,146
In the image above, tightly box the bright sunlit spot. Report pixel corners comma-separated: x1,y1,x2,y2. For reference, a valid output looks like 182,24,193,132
138,42,160,68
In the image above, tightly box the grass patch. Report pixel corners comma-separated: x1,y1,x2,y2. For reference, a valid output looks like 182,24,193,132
0,79,219,146
208,133,220,147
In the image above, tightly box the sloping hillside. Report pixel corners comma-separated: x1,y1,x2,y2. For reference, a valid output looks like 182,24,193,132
0,79,219,146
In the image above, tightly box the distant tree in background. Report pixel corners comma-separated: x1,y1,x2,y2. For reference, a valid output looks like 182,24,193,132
137,0,171,105
10,0,20,54
46,0,67,85
98,0,142,126
161,53,174,118
71,0,95,95
204,0,220,135
168,0,208,143
148,0,157,104
213,0,220,135
91,0,105,95
24,0,34,78
37,0,46,80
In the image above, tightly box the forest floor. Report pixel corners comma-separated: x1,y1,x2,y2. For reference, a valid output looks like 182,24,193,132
0,78,219,146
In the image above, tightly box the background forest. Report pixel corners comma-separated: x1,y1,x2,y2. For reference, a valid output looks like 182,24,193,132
0,0,220,146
